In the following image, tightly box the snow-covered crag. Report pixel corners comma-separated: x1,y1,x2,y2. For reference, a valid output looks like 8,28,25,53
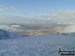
0,24,30,32
0,29,29,40
0,29,18,39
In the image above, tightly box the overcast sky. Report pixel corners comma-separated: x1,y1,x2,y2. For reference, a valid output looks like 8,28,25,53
0,0,75,24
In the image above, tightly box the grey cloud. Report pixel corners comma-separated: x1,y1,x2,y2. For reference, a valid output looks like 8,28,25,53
32,11,75,24
49,11,75,24
0,8,5,12
0,15,29,24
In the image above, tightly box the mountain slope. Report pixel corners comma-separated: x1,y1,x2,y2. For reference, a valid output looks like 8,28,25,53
0,29,18,39
0,33,75,56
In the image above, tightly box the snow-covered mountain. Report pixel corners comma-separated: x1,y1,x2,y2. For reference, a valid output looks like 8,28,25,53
0,24,75,56
61,24,75,33
0,24,75,35
0,24,30,32
54,24,75,33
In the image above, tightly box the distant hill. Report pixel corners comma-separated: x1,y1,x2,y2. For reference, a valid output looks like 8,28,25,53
17,28,65,35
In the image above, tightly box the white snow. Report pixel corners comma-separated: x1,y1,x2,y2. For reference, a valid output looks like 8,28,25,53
0,33,75,56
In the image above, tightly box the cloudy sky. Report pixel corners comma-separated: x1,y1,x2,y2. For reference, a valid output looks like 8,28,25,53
0,0,75,24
